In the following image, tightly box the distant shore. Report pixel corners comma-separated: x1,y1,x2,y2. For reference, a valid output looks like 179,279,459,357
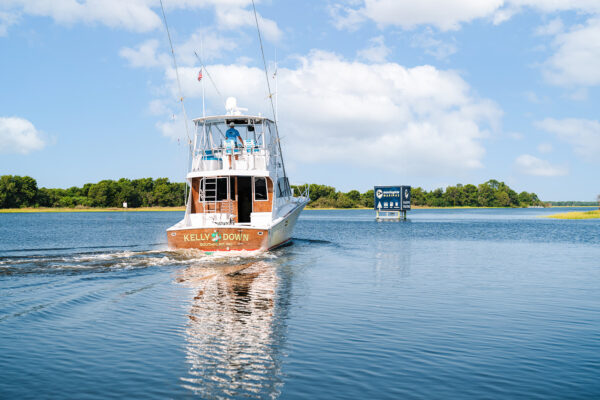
1,205,597,214
306,205,596,210
0,206,186,213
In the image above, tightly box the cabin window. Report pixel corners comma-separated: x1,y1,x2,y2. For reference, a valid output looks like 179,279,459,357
276,177,292,197
254,177,268,201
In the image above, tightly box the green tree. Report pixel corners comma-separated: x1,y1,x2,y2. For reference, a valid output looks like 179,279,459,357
444,185,460,207
133,178,155,206
0,175,39,208
411,187,427,206
495,191,511,207
153,178,177,206
308,184,336,202
336,193,356,208
477,183,495,207
462,184,478,206
427,188,445,207
346,190,361,202
310,197,337,208
361,189,374,208
507,189,519,207
87,180,118,207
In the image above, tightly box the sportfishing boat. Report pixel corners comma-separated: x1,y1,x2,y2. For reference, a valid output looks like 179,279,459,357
166,98,309,251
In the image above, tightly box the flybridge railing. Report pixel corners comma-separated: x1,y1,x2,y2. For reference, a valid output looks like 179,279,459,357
190,146,269,172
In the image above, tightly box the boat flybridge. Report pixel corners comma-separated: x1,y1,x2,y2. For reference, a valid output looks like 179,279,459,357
167,98,309,251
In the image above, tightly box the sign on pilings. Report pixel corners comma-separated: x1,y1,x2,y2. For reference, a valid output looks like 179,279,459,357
374,186,411,211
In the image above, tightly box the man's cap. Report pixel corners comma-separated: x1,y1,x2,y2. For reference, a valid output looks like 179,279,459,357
229,122,235,127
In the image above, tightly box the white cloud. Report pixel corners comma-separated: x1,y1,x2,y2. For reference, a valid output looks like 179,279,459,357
215,6,282,43
161,51,501,175
514,154,568,176
360,0,504,31
2,0,161,32
0,117,47,154
542,18,600,87
1,0,281,40
411,28,457,60
156,114,188,140
0,10,19,36
565,87,588,100
509,132,524,140
329,3,367,31
511,0,600,14
331,0,600,31
536,118,600,162
329,1,600,88
537,142,553,153
120,39,170,68
535,17,564,36
357,36,390,63
524,91,543,103
175,30,239,66
119,31,238,70
148,99,170,116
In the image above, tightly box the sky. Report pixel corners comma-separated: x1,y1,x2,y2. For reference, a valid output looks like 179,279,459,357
1,0,599,201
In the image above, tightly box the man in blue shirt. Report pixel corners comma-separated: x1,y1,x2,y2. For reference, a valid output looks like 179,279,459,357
225,122,243,146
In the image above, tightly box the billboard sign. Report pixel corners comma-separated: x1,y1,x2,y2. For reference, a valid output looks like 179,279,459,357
374,186,411,211
401,186,411,210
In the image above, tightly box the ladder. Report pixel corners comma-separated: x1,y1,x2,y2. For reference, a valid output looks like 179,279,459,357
201,178,217,224
200,177,234,224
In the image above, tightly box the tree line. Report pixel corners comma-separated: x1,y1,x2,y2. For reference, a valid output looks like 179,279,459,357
1,175,545,209
292,179,545,208
0,175,185,208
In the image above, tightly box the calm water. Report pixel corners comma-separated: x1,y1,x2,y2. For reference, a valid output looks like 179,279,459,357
1,208,599,399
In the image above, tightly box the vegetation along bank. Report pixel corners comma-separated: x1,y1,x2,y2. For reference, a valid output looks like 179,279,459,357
0,176,546,210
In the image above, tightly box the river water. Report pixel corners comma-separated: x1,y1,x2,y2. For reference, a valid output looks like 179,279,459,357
1,208,599,399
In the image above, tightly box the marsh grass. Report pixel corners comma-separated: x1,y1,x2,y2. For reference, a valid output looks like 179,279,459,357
547,210,600,220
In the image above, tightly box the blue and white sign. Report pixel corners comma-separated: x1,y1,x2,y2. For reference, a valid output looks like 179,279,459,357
374,186,411,211
401,186,411,210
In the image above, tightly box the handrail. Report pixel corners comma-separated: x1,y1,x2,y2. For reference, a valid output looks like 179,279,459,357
303,185,310,200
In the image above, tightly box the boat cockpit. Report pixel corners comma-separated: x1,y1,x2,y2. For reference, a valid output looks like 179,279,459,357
189,175,275,225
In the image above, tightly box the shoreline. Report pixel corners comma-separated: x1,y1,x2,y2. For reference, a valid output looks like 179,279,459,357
306,205,596,210
1,205,596,214
0,206,186,213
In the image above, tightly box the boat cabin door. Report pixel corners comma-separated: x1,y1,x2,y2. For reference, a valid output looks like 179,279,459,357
237,176,252,223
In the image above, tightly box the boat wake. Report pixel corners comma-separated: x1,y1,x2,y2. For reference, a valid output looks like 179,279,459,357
0,247,276,277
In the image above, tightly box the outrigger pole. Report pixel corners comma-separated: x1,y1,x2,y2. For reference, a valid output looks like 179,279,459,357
159,0,193,205
250,0,288,183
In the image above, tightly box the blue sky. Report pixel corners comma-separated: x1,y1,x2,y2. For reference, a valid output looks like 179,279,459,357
1,0,599,201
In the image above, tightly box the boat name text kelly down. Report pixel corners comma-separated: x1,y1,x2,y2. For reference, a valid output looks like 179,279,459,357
183,233,250,242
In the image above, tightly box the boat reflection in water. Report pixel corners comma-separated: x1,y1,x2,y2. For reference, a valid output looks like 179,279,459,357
176,259,289,398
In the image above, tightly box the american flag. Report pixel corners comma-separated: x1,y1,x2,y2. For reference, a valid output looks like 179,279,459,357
197,69,202,81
